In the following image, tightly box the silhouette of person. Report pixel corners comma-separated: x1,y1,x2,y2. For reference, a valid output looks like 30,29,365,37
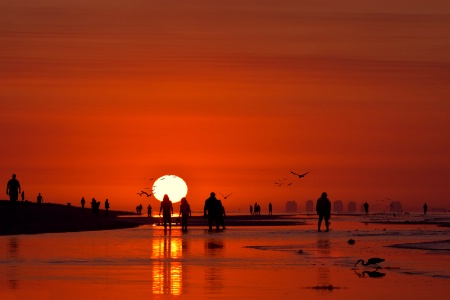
105,199,110,217
6,174,21,210
204,192,221,231
269,202,273,215
250,205,253,215
37,193,43,207
423,203,428,215
159,194,173,229
316,192,331,232
179,197,191,231
21,191,25,202
364,202,369,215
147,204,152,217
81,197,85,209
91,198,99,217
217,199,226,229
138,203,143,215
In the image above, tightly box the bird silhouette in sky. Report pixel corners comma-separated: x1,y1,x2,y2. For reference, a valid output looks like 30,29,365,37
355,258,385,268
138,191,152,197
291,171,309,178
219,192,232,199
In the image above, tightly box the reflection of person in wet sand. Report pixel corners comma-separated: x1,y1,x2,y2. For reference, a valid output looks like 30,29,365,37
159,194,173,230
6,174,21,210
179,197,191,231
316,192,331,232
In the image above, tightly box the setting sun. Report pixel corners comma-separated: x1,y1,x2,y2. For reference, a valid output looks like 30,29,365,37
152,175,188,203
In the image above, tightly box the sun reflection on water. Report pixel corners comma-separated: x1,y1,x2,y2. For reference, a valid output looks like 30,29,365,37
151,234,183,295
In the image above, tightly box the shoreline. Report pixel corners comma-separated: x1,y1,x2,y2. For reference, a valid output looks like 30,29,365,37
2,200,448,235
0,200,305,236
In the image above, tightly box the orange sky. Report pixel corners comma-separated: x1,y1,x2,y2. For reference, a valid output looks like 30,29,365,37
1,0,449,212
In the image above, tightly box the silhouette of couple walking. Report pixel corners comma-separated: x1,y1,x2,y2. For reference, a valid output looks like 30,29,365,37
204,192,226,231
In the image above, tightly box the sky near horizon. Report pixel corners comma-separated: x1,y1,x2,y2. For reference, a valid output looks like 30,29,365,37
1,0,449,212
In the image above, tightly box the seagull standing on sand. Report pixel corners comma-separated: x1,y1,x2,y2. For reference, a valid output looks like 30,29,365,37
291,171,309,178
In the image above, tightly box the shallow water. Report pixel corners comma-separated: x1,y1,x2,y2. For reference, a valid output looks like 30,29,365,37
1,215,450,299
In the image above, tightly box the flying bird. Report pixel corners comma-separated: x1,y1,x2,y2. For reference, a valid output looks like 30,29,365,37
291,171,309,178
219,193,232,199
138,191,152,197
354,258,385,268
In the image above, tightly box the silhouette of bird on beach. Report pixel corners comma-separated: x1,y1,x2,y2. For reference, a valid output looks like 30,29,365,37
291,171,309,178
219,192,232,199
355,258,385,268
355,270,386,278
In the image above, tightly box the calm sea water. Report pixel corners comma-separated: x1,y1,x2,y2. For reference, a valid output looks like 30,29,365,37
1,215,450,300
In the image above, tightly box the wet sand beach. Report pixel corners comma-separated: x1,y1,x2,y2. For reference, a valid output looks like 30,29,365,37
1,204,450,299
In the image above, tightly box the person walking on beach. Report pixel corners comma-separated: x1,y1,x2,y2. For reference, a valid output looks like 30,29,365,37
105,199,110,217
204,192,221,231
159,194,173,230
6,174,21,210
147,204,152,218
37,193,43,207
316,192,331,232
364,202,369,215
81,197,86,209
423,203,428,215
269,202,273,215
91,198,100,217
179,197,192,231
217,199,226,229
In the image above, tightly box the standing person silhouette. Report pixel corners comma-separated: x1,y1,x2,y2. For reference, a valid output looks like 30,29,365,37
217,199,226,229
316,192,331,232
81,197,86,209
179,197,191,231
6,174,21,210
147,204,152,218
269,202,273,215
204,192,220,231
37,193,43,207
423,203,428,215
21,191,25,201
364,202,369,215
105,199,110,217
159,194,173,230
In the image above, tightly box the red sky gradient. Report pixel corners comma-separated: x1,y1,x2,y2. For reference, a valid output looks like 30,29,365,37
1,0,449,212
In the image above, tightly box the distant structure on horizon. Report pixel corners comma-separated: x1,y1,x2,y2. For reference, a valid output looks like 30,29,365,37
347,201,356,213
389,201,403,213
333,200,343,213
285,200,298,213
305,200,314,213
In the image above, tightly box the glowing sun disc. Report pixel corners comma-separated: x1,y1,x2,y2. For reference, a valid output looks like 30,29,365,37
152,175,188,203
